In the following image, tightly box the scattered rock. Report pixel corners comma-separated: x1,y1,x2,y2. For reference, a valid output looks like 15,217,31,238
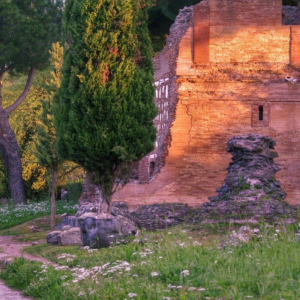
78,213,137,248
24,226,43,233
219,226,257,248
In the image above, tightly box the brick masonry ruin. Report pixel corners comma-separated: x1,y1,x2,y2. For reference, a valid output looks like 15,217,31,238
81,0,300,207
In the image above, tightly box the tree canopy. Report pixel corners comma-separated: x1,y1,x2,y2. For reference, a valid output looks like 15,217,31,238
0,0,63,203
0,0,63,75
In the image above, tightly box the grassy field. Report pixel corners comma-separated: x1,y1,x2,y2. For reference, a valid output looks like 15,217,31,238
1,213,300,299
0,200,78,231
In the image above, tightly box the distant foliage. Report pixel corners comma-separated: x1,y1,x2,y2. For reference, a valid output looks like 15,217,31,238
148,0,200,52
283,0,298,6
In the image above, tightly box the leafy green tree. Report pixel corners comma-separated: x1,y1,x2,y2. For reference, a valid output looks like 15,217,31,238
55,0,157,213
0,0,63,204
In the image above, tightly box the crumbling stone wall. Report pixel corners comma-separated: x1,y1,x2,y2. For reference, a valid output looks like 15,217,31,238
131,6,194,183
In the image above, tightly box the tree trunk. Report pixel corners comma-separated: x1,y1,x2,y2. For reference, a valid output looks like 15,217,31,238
0,110,27,204
0,68,35,205
96,186,111,214
50,165,58,231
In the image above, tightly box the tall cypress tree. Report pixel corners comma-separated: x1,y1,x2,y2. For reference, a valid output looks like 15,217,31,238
55,0,157,213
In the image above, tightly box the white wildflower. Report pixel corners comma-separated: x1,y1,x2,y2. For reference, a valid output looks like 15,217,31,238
167,284,177,289
128,293,137,298
151,272,159,277
181,270,190,276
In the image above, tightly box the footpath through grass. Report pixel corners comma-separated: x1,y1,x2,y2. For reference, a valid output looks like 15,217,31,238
0,200,78,231
1,222,300,299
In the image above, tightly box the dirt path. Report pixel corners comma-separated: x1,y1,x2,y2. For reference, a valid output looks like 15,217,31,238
0,235,52,265
0,235,56,300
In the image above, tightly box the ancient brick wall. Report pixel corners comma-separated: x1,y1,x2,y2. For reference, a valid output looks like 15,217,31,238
208,0,289,63
176,63,300,205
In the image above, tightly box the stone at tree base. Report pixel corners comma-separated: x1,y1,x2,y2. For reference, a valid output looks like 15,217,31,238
78,213,137,248
55,215,79,229
46,231,61,245
60,227,82,246
200,134,298,223
46,227,82,246
55,202,134,230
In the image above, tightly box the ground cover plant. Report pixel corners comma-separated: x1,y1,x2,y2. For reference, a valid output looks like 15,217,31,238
1,222,300,299
0,200,78,231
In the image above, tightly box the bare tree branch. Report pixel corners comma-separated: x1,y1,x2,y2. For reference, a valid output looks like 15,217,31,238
5,67,35,114
57,165,81,180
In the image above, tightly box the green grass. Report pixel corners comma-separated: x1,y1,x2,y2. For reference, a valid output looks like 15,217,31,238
1,223,300,299
0,200,78,231
0,215,67,241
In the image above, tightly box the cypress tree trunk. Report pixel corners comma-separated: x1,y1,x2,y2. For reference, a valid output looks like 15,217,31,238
97,186,111,215
0,110,26,204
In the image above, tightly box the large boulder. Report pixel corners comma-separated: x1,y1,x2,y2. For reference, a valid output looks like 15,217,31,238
60,227,82,246
46,227,82,246
78,213,137,248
